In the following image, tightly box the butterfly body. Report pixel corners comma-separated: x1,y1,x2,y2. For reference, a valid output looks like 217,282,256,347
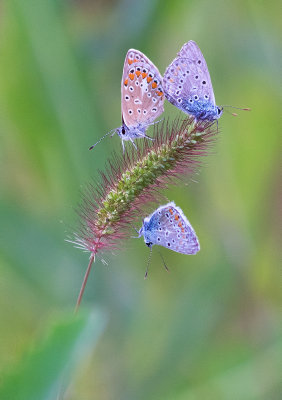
167,95,222,121
138,202,200,255
115,121,149,151
164,41,222,122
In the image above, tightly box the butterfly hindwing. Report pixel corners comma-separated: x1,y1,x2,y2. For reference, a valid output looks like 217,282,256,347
163,41,219,121
177,40,215,104
121,49,165,128
143,202,200,255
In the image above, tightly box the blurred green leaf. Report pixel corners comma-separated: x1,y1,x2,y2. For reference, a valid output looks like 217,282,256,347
0,310,106,400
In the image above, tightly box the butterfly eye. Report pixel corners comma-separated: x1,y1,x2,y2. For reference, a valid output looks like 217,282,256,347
121,127,126,135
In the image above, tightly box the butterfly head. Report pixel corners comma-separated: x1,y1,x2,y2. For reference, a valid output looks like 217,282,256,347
138,217,153,247
217,106,223,118
116,124,128,140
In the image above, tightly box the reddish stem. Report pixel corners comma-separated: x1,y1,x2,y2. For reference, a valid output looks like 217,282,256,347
75,252,95,313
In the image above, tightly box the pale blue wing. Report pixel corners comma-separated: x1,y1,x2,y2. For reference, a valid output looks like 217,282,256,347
144,202,200,255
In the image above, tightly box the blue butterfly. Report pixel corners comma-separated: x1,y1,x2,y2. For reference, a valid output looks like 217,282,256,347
138,202,200,255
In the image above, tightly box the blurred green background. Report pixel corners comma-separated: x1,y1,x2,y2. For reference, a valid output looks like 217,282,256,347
0,0,281,399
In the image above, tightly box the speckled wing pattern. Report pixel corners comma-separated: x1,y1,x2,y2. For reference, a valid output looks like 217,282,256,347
163,40,216,110
121,49,165,128
145,202,200,255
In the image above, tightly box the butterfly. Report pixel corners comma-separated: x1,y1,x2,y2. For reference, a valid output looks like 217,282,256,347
137,202,200,255
163,40,223,121
90,49,165,153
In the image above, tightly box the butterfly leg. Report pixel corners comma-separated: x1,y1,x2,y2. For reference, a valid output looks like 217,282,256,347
157,250,170,273
144,134,154,141
121,140,125,154
129,138,137,150
144,246,153,279
134,131,154,141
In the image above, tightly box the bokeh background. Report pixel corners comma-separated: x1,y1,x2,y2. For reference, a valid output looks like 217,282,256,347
0,0,281,399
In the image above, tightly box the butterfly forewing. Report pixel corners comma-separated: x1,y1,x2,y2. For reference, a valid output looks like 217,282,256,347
147,202,200,255
121,49,165,128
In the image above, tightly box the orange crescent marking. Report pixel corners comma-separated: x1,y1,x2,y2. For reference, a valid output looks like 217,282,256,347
128,59,133,65
178,222,182,227
156,91,163,96
129,73,135,81
147,76,153,83
169,208,173,214
152,82,157,89
142,72,148,79
175,215,179,221
135,70,141,77
124,79,128,86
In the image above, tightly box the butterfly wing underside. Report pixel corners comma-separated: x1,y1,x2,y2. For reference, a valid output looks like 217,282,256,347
121,49,165,128
148,202,200,255
163,40,216,108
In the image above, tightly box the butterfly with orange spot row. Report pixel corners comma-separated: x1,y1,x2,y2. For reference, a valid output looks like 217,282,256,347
89,49,165,153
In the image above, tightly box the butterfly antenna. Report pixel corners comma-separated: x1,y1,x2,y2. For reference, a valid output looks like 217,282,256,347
144,246,153,279
89,129,116,150
157,249,169,273
221,105,251,117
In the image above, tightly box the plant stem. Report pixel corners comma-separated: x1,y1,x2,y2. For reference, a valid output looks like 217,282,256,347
75,252,95,312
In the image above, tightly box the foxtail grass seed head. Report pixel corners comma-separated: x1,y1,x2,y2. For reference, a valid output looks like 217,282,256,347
71,117,216,257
